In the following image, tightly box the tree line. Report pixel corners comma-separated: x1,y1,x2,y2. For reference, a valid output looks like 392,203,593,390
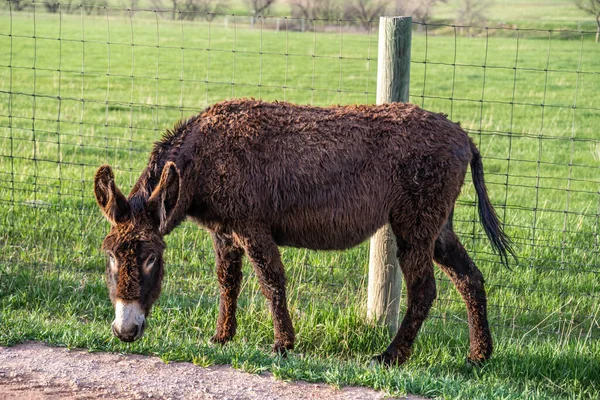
5,0,600,39
4,0,488,27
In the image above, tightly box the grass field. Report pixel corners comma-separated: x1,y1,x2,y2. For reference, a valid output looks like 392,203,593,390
434,0,595,25
1,9,600,399
212,0,598,27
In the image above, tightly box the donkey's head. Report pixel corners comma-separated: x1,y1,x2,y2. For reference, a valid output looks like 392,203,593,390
94,162,180,342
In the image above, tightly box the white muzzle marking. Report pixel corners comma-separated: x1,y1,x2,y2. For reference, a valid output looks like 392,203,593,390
113,300,145,337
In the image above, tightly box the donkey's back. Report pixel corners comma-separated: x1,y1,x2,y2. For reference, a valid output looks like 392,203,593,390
184,100,473,249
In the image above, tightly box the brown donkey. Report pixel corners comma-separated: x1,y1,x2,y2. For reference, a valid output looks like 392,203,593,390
94,99,514,365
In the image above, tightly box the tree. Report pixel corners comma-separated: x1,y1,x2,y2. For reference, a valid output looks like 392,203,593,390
290,0,342,24
129,0,139,16
44,2,60,13
411,0,447,24
245,0,276,17
149,0,168,18
344,0,391,31
118,0,139,12
194,0,229,21
575,0,600,42
6,0,31,11
178,0,229,20
393,0,448,24
456,0,493,35
81,0,108,15
171,0,181,19
150,0,228,21
61,0,76,14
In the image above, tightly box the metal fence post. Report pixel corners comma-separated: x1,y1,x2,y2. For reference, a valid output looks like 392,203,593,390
367,16,412,334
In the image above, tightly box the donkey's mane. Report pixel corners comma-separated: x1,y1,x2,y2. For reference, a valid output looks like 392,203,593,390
128,113,202,214
154,115,196,156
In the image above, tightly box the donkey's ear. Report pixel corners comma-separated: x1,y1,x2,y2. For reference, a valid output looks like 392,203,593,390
147,161,180,234
94,164,130,224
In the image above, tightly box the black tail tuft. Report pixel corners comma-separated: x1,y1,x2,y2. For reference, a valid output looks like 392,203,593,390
470,142,517,268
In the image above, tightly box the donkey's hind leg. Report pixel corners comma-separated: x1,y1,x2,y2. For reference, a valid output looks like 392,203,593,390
210,232,245,345
434,212,493,363
374,231,437,366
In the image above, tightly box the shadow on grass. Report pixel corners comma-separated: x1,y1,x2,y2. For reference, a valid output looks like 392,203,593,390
2,264,600,398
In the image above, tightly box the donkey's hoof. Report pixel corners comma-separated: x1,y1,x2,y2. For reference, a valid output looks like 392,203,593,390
210,334,231,346
371,349,410,367
466,354,489,367
371,353,397,367
466,346,492,366
272,341,294,357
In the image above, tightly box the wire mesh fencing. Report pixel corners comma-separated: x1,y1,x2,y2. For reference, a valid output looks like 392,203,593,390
408,22,600,339
1,1,600,344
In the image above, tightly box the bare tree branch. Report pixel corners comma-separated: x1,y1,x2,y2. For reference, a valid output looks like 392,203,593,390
245,0,276,17
456,0,493,35
195,0,229,21
159,0,229,20
44,1,60,13
411,0,447,24
344,0,391,31
575,0,600,42
290,0,342,23
6,0,31,11
81,0,108,15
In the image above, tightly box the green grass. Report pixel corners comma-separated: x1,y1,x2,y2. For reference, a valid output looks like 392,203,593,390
435,0,595,25
1,10,600,399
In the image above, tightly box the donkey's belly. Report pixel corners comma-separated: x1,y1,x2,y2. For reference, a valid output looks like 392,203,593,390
271,205,388,250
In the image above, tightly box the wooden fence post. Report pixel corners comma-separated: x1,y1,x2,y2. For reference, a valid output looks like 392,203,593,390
367,16,412,334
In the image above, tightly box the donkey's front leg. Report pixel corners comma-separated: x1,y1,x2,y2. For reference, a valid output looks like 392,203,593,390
236,230,295,355
210,232,244,345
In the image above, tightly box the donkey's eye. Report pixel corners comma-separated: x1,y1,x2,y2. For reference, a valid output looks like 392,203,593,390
107,253,117,274
144,255,157,274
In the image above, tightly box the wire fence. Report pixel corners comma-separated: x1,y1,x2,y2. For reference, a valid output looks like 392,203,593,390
1,1,600,343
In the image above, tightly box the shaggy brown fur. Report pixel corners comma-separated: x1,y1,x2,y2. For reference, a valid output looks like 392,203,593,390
94,99,514,365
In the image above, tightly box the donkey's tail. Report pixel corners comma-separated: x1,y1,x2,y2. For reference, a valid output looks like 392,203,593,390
470,141,516,268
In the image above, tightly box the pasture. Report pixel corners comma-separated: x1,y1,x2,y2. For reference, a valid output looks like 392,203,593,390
434,0,596,27
1,8,600,399
105,0,600,30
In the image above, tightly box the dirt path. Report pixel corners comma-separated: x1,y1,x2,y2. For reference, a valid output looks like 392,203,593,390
0,342,422,400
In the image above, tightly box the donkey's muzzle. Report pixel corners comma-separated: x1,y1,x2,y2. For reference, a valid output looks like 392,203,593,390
112,319,146,342
112,300,146,342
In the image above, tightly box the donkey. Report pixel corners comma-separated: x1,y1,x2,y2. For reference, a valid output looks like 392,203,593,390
94,99,514,366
